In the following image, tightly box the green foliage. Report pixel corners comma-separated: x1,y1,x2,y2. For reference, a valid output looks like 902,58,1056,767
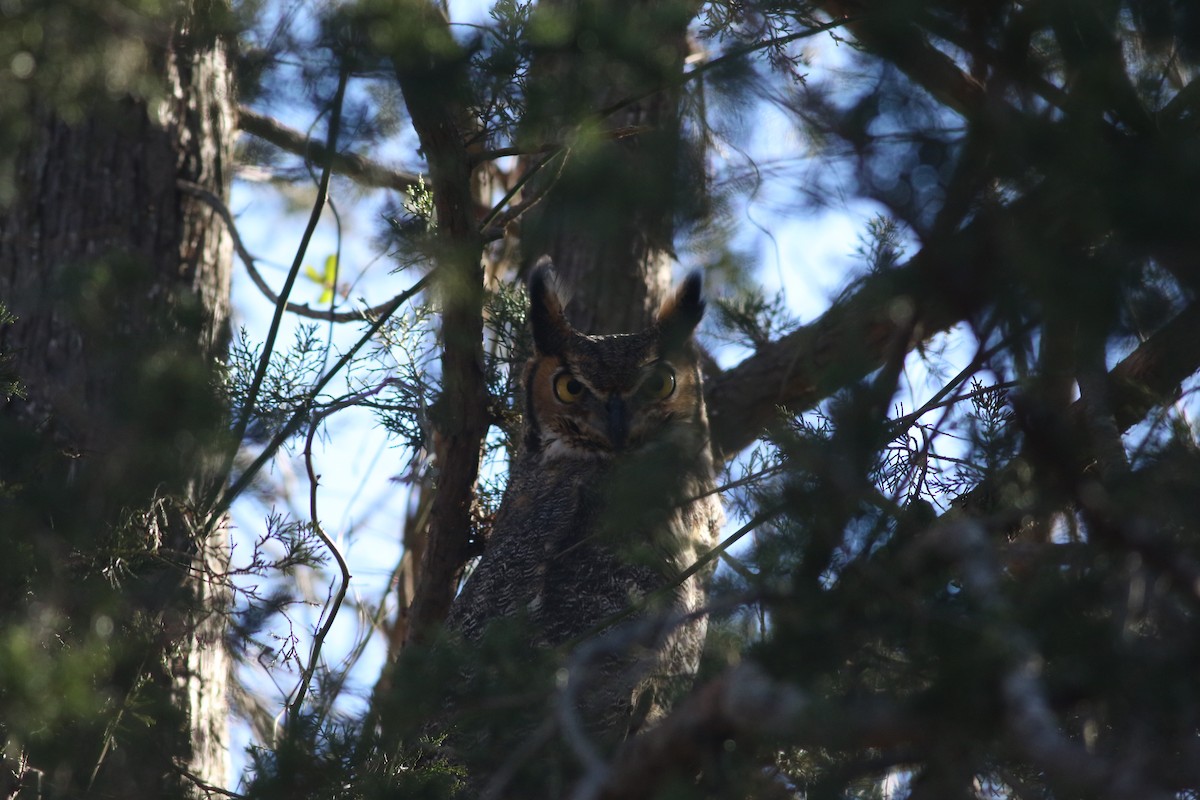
226,324,329,446
481,279,532,447
0,1,172,123
469,0,535,146
304,254,341,306
370,301,439,454
401,176,436,234
712,285,799,349
0,616,113,746
855,214,906,274
0,249,236,795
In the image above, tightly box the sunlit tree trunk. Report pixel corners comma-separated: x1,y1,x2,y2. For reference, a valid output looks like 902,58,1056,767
0,5,234,796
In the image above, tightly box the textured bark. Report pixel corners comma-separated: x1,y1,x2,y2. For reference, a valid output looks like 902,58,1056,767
0,7,234,796
390,0,695,644
703,251,969,460
521,0,692,335
392,12,491,645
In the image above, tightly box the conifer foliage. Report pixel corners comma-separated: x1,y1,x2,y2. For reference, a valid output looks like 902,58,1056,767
5,0,1200,798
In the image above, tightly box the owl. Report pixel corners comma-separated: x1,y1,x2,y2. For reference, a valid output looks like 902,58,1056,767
445,262,722,756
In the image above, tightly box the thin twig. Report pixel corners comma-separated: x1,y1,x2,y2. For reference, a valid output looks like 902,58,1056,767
886,336,1026,438
562,603,736,800
573,660,816,800
908,519,1173,800
210,272,432,522
287,381,396,724
287,424,348,722
230,69,350,461
568,505,783,647
478,718,559,800
478,148,565,234
178,180,408,323
175,764,248,799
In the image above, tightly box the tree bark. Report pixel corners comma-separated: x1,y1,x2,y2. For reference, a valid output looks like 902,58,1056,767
0,6,234,796
391,7,491,646
521,0,693,335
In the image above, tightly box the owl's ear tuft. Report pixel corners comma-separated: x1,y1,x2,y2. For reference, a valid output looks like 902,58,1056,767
657,271,705,351
528,257,573,356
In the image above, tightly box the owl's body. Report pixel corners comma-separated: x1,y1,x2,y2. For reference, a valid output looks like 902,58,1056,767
446,265,721,740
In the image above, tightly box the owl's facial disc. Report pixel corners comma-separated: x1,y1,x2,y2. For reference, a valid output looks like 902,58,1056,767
573,364,684,453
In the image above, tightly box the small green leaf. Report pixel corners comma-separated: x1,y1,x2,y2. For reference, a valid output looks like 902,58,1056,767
302,254,339,305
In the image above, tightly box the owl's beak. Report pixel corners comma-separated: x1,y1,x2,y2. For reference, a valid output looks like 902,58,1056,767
606,396,630,450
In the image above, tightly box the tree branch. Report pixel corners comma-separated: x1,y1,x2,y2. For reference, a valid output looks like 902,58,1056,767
390,6,490,646
704,244,973,459
177,179,411,323
230,69,349,466
238,107,424,192
813,3,986,119
907,519,1174,800
576,661,920,800
950,298,1200,522
210,273,432,521
705,145,1200,461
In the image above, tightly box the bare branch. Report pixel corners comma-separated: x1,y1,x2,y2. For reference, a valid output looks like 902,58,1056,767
177,180,406,323
238,107,424,192
287,383,396,726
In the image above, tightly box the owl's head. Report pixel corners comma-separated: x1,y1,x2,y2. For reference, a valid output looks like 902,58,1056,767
521,261,708,460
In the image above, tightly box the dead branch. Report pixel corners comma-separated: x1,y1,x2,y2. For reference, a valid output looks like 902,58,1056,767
238,107,424,192
177,179,408,323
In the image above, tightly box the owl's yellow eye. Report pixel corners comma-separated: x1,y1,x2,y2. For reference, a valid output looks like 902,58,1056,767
640,363,676,400
553,372,586,403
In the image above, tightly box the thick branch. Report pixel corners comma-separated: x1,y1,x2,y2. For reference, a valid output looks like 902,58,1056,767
705,115,1200,460
238,107,423,192
1106,300,1200,429
392,9,490,645
702,5,1051,459
705,240,975,459
950,298,1200,522
814,3,986,119
576,662,921,800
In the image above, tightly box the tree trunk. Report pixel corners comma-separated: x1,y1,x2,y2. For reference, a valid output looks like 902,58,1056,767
0,7,234,797
521,0,691,334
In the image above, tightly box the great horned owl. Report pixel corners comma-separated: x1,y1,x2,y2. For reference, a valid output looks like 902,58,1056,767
446,262,722,745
